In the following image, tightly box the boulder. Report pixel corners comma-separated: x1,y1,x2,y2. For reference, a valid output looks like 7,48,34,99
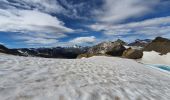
122,48,143,59
143,37,170,54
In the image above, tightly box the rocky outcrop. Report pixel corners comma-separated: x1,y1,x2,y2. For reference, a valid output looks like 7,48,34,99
143,37,170,54
87,41,126,56
0,45,21,55
122,48,143,59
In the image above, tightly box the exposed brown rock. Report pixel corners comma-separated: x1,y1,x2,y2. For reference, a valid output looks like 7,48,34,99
87,41,126,56
122,48,143,59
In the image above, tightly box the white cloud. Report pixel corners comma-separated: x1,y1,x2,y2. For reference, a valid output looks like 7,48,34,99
89,0,170,40
0,9,74,34
0,0,78,46
3,0,64,14
2,0,87,19
0,0,169,47
90,16,170,37
115,16,170,29
0,8,74,46
70,36,96,44
14,35,59,45
58,0,88,19
26,38,58,45
95,0,159,23
0,0,87,46
13,32,68,45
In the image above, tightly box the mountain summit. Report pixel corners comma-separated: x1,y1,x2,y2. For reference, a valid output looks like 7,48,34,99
143,37,170,54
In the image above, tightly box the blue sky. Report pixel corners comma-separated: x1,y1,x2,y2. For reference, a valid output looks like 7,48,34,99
0,0,170,48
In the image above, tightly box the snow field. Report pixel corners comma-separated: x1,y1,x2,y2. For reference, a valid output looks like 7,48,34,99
0,53,170,100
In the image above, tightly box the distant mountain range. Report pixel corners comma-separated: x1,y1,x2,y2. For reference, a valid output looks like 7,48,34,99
0,37,170,59
0,45,89,59
128,39,152,47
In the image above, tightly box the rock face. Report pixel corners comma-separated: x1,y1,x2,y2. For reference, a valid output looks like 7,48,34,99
122,48,143,59
0,45,20,55
87,41,126,56
143,37,170,54
0,44,8,53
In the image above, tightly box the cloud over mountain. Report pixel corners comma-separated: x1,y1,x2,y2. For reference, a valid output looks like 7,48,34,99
70,36,96,45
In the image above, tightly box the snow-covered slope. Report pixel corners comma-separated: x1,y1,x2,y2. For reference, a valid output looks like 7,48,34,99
0,53,170,100
140,51,170,66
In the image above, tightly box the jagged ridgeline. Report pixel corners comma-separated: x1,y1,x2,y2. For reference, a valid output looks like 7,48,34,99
0,37,170,59
0,45,89,59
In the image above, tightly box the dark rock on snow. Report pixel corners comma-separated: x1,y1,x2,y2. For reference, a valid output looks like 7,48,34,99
122,48,143,59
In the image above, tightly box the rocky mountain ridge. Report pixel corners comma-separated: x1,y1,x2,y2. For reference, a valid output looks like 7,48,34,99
143,37,170,54
1,37,170,59
0,45,88,59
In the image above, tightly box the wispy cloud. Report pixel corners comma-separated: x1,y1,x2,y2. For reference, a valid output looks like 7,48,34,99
14,32,67,45
1,0,64,14
86,0,170,42
94,0,159,23
0,9,73,34
17,36,58,45
90,16,170,37
0,0,75,46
